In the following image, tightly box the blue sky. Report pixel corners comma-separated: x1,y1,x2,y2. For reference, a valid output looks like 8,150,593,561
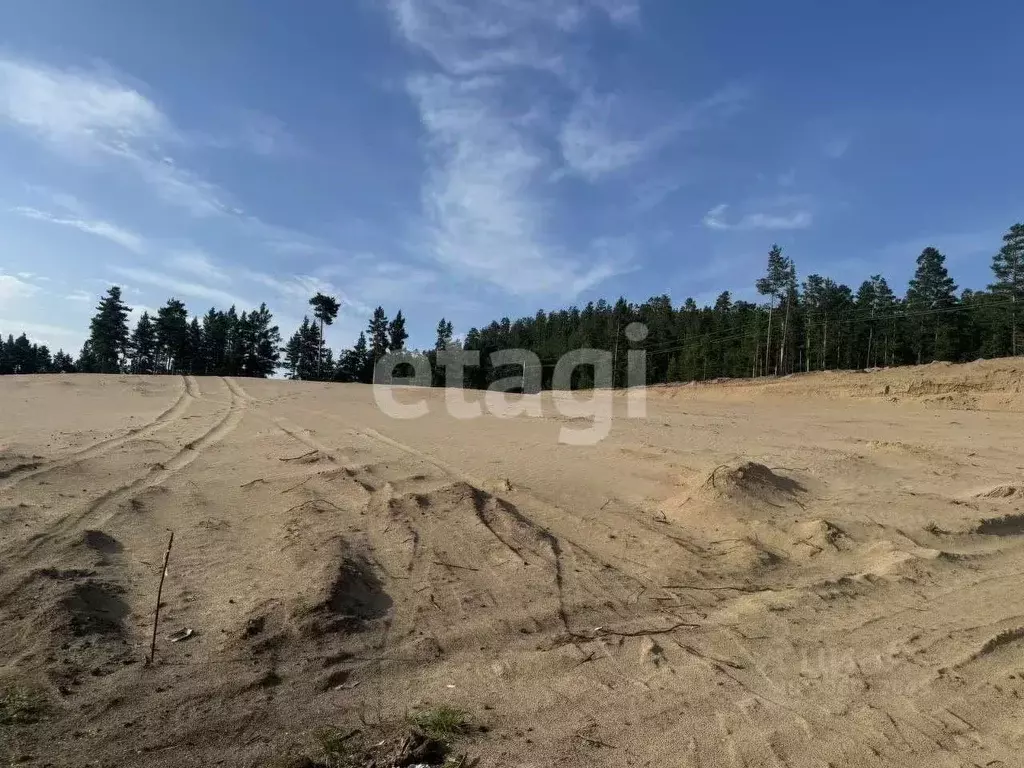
1,0,1022,354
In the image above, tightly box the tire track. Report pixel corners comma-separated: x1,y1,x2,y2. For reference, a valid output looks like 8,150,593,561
0,375,197,491
18,377,247,555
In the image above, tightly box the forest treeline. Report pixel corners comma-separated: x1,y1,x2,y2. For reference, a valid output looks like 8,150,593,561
2,222,1022,388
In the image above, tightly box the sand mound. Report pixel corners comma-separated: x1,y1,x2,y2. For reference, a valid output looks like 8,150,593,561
972,484,1024,500
788,519,850,557
682,461,807,515
293,545,392,637
971,627,1024,661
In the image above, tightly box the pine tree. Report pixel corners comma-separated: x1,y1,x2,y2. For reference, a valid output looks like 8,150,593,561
201,308,229,375
77,340,99,373
130,312,157,374
906,247,958,363
336,331,371,383
308,292,341,378
991,223,1024,356
434,318,454,350
242,303,281,377
389,310,408,351
52,349,76,373
87,286,131,373
755,245,790,375
155,298,189,373
186,318,203,373
368,306,390,369
283,317,324,380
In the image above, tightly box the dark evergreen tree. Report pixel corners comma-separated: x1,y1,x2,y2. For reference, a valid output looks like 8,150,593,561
336,331,371,383
388,310,408,351
87,286,131,373
155,298,189,373
52,349,76,373
130,311,157,374
241,303,281,377
755,245,794,376
308,292,341,378
991,223,1024,356
282,317,325,380
186,317,204,373
906,247,958,363
368,306,389,366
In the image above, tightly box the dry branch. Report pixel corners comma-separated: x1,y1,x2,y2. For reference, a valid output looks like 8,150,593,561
146,531,174,665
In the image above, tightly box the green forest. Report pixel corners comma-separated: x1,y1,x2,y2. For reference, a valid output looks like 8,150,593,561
2,222,1022,388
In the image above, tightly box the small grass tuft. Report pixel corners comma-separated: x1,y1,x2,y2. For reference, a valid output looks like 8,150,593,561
0,686,47,726
409,706,471,742
313,727,359,766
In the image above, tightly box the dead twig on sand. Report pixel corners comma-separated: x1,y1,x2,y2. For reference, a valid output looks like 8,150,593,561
280,449,318,462
571,619,699,642
146,531,174,665
432,560,479,572
576,733,616,749
239,477,266,488
661,583,777,594
282,498,343,516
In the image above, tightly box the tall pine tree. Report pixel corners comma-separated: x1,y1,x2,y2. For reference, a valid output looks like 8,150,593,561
87,287,131,373
991,223,1024,356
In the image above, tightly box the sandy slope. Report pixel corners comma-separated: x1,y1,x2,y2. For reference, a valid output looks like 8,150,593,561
2,363,1024,766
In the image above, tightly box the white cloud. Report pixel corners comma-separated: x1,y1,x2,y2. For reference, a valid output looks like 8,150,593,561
0,57,167,154
0,272,40,301
0,318,83,350
703,203,812,231
559,84,749,181
111,266,251,308
559,90,651,179
169,250,228,282
0,56,227,217
65,289,94,302
243,270,337,301
11,205,146,253
823,136,851,159
407,73,625,296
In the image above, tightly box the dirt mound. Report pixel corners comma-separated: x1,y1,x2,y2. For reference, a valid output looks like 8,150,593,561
972,485,1024,500
787,519,850,557
687,460,807,513
293,545,392,637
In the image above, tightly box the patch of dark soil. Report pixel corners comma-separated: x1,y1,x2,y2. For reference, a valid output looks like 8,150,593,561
295,549,392,637
82,529,122,554
976,513,1024,536
61,581,129,638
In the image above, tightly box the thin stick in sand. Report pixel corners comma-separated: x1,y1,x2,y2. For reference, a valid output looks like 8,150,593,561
147,531,175,665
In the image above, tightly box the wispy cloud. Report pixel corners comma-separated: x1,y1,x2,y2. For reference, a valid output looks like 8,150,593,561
65,289,94,302
823,136,851,159
11,205,146,253
703,202,813,231
388,0,637,77
0,56,228,217
169,250,228,282
0,272,41,301
407,73,626,295
243,270,338,302
111,266,251,308
0,318,82,349
559,84,749,180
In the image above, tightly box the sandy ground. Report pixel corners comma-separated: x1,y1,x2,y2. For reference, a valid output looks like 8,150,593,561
2,360,1024,767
